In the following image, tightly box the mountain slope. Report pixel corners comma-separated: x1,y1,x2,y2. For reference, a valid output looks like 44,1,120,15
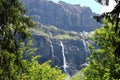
21,0,98,76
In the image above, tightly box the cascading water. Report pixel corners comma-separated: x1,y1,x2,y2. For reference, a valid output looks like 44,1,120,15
80,31,91,57
60,41,68,73
82,39,91,62
60,41,70,80
80,31,91,67
49,39,55,60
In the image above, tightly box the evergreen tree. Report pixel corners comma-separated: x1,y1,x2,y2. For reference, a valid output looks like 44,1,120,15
0,0,35,79
0,0,66,79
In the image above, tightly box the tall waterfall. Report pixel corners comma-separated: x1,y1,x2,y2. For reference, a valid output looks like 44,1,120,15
60,41,67,73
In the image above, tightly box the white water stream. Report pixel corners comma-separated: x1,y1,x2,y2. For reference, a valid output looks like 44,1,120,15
80,31,91,67
60,41,68,73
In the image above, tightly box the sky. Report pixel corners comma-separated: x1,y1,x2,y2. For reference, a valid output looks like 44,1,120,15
51,0,103,14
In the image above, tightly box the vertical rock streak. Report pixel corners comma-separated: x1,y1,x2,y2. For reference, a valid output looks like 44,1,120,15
49,39,55,60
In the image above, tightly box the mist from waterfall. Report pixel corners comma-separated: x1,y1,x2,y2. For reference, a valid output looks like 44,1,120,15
60,41,68,73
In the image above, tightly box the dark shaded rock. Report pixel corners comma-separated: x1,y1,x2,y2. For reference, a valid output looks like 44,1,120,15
32,35,51,63
32,34,90,75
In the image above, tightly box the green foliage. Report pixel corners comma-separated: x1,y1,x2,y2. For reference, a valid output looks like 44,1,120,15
0,0,35,79
21,59,65,80
19,41,66,80
82,19,120,79
0,50,19,79
0,0,35,53
0,40,66,80
0,0,66,80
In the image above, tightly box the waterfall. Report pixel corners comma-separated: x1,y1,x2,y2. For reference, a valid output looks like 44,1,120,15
83,40,90,55
60,41,67,73
79,31,91,67
80,31,91,62
79,39,90,67
49,39,55,60
82,39,91,62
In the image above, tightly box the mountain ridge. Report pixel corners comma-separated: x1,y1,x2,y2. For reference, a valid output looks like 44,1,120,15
22,0,101,32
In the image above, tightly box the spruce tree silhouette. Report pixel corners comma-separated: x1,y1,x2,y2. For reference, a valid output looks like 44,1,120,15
94,0,120,24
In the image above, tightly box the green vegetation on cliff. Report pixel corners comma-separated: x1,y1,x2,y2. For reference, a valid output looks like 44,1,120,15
31,23,84,40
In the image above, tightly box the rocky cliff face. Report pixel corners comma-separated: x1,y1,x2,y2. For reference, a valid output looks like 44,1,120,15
22,0,101,32
30,24,92,75
32,36,86,75
21,0,99,75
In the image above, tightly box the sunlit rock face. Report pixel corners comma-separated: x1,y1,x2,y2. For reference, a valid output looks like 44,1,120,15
21,0,101,32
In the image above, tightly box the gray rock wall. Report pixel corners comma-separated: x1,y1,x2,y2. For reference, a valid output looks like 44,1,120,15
21,0,101,32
